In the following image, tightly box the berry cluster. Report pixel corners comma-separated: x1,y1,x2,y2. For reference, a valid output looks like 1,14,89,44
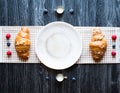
6,33,12,57
111,35,117,57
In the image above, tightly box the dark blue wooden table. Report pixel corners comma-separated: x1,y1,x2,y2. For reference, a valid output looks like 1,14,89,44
0,0,120,93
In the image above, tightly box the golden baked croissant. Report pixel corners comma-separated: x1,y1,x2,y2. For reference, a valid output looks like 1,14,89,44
89,28,107,62
15,27,31,59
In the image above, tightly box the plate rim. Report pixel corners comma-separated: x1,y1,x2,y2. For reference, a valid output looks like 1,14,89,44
35,21,82,70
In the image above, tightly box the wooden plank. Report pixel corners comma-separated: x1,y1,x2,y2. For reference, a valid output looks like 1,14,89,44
0,0,8,25
28,0,44,25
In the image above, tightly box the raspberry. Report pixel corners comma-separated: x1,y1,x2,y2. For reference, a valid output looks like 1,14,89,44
111,51,116,56
6,51,12,56
111,35,117,40
6,33,11,39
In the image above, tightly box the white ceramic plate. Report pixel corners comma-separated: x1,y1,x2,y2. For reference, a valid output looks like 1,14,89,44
35,22,82,70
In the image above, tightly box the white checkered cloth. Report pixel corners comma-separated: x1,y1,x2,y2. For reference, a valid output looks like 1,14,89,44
0,26,119,64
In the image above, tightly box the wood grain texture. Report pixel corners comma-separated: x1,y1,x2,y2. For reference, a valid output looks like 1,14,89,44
0,0,120,93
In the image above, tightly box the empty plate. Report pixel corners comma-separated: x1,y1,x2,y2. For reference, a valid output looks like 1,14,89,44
35,22,82,70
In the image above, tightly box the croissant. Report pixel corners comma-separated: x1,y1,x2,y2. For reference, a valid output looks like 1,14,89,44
15,27,31,59
89,28,107,62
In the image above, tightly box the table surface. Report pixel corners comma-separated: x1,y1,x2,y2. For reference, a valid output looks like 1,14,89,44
0,0,120,93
